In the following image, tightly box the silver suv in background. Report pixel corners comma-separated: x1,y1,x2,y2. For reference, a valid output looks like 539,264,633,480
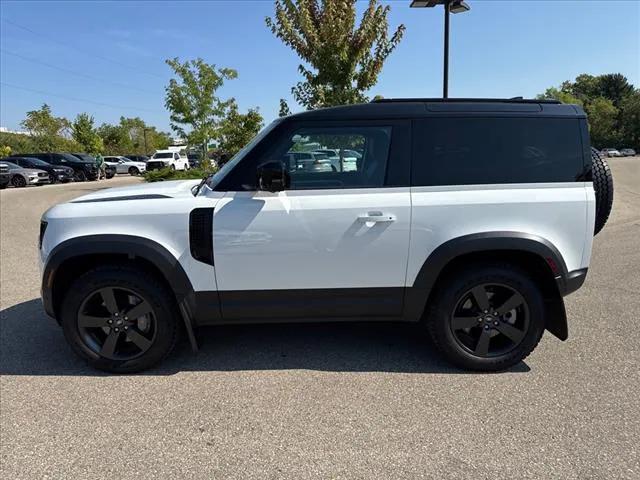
1,161,50,187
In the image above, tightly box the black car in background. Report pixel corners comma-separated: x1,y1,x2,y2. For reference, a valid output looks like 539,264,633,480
20,153,98,181
124,155,149,163
3,156,75,183
71,153,115,179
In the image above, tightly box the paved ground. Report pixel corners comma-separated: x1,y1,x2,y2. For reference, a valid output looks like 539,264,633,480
1,160,639,479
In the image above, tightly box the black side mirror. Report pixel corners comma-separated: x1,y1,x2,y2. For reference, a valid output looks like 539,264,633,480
257,161,290,192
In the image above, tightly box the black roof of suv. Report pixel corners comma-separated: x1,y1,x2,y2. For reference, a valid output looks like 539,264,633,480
288,98,586,121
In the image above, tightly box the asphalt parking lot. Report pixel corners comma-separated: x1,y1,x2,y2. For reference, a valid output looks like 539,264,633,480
1,159,639,479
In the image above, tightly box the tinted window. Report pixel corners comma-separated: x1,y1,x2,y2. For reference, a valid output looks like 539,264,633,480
412,118,583,186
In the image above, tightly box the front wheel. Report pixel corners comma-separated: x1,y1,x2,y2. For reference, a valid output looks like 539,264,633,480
425,263,545,371
128,167,139,176
75,170,87,182
60,266,179,373
11,175,27,188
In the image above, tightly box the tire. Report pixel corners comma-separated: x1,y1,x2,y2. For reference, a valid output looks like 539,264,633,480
425,263,545,371
128,166,139,176
0,182,8,189
60,265,180,373
591,148,614,235
75,170,87,182
11,175,27,188
170,164,176,171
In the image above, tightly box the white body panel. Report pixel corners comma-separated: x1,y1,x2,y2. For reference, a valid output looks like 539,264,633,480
41,180,223,292
407,183,593,284
212,188,411,291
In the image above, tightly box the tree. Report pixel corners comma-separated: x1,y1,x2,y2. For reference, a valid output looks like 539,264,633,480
586,97,619,148
537,87,583,106
266,0,405,109
165,57,237,157
97,118,171,155
72,113,103,154
598,73,635,108
620,91,640,150
278,98,291,117
21,104,73,151
217,102,264,157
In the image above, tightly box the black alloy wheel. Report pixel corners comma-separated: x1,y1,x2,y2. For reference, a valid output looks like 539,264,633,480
12,175,27,187
450,283,529,358
77,286,157,361
76,170,87,182
128,166,139,176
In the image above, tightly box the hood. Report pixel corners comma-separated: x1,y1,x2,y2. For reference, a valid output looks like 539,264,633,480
70,179,201,203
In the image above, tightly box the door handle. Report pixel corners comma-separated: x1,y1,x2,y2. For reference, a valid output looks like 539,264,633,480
358,212,396,223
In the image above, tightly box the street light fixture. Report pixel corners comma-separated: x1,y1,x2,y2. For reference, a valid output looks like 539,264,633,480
410,0,471,98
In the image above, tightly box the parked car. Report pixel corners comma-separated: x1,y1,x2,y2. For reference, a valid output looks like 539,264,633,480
0,162,10,189
187,153,201,168
1,161,50,187
21,153,98,181
284,151,334,172
3,156,74,183
70,153,115,179
620,148,636,157
601,148,622,157
39,98,614,373
124,155,149,163
104,156,146,175
146,149,190,171
312,148,358,171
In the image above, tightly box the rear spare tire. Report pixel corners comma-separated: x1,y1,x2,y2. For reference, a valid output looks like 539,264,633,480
591,148,614,235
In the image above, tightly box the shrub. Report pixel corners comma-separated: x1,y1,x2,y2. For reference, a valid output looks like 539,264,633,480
143,167,214,182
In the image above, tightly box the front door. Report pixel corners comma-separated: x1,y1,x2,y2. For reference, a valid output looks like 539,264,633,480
212,120,412,321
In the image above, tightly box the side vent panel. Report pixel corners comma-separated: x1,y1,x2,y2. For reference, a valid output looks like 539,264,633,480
189,208,214,266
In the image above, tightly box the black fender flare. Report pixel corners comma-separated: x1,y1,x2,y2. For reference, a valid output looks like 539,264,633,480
42,234,200,349
403,232,570,340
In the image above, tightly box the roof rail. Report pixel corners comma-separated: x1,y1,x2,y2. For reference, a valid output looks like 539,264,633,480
371,98,562,105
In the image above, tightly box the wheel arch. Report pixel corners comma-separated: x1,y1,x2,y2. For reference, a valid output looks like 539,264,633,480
42,235,198,343
405,232,569,341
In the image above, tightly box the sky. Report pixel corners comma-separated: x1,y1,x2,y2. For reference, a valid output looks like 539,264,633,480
1,0,638,133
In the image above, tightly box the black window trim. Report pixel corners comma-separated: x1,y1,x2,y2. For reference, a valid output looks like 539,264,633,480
214,117,411,192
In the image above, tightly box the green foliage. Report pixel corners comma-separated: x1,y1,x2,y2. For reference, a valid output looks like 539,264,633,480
619,92,640,150
20,104,80,152
164,57,237,155
217,103,264,157
0,145,11,157
539,73,639,149
266,0,405,109
586,97,620,147
278,98,291,117
72,113,104,154
96,117,171,155
142,167,214,182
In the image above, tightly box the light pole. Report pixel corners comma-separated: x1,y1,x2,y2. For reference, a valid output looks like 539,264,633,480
410,0,471,98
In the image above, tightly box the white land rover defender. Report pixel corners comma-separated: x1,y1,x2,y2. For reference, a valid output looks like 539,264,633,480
40,99,614,373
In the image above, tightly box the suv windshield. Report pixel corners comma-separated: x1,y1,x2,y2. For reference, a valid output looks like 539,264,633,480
153,153,173,159
72,153,95,162
21,158,49,166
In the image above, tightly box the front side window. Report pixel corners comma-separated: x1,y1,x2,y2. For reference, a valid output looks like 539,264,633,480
263,126,391,190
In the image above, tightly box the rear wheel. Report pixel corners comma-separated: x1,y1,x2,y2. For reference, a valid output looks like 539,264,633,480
425,263,545,371
11,175,27,188
60,266,179,373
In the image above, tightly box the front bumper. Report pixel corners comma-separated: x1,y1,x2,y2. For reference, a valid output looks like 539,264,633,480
146,161,169,171
29,175,50,185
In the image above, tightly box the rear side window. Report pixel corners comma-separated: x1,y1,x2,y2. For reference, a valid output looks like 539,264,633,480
412,117,583,186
